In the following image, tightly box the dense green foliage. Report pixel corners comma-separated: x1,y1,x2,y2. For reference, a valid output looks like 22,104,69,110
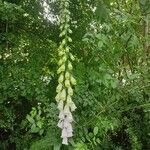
0,0,150,149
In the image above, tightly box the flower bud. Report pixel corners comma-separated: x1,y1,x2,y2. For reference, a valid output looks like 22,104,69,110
65,72,70,79
65,24,69,29
58,59,63,66
64,1,69,7
62,55,67,62
57,68,61,74
58,74,64,83
68,61,73,70
65,79,70,88
62,39,66,45
70,53,75,61
68,29,72,34
68,37,72,42
60,30,66,37
66,16,70,22
58,51,64,57
65,46,70,52
59,64,65,72
70,76,76,85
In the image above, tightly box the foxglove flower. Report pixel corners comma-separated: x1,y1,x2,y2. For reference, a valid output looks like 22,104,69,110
65,72,70,79
59,111,65,119
66,123,73,132
61,128,68,138
57,120,63,129
60,89,66,101
66,95,72,103
67,131,73,138
62,137,68,145
55,93,60,102
65,79,70,88
57,100,64,111
64,104,70,115
70,102,77,112
56,83,63,93
70,76,76,85
63,118,70,128
58,74,64,83
66,112,73,122
68,87,73,96
68,61,73,70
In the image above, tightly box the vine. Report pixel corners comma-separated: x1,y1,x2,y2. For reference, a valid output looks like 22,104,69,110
55,0,77,145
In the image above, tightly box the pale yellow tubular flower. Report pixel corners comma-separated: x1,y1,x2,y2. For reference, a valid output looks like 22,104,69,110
58,74,64,83
57,100,64,111
65,71,70,79
56,83,63,93
60,89,66,101
68,87,73,96
55,93,61,102
70,76,76,85
68,61,73,70
65,79,70,88
64,104,70,115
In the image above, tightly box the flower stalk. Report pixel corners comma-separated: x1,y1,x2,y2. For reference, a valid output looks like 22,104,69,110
56,0,76,145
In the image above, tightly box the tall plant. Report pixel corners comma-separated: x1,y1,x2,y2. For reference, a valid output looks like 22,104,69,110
55,0,77,145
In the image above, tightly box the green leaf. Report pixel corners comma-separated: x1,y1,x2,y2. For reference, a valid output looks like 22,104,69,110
93,126,99,136
98,41,103,48
37,121,43,128
96,138,101,144
54,143,61,150
26,115,34,124
111,80,117,89
31,125,39,133
139,0,148,5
